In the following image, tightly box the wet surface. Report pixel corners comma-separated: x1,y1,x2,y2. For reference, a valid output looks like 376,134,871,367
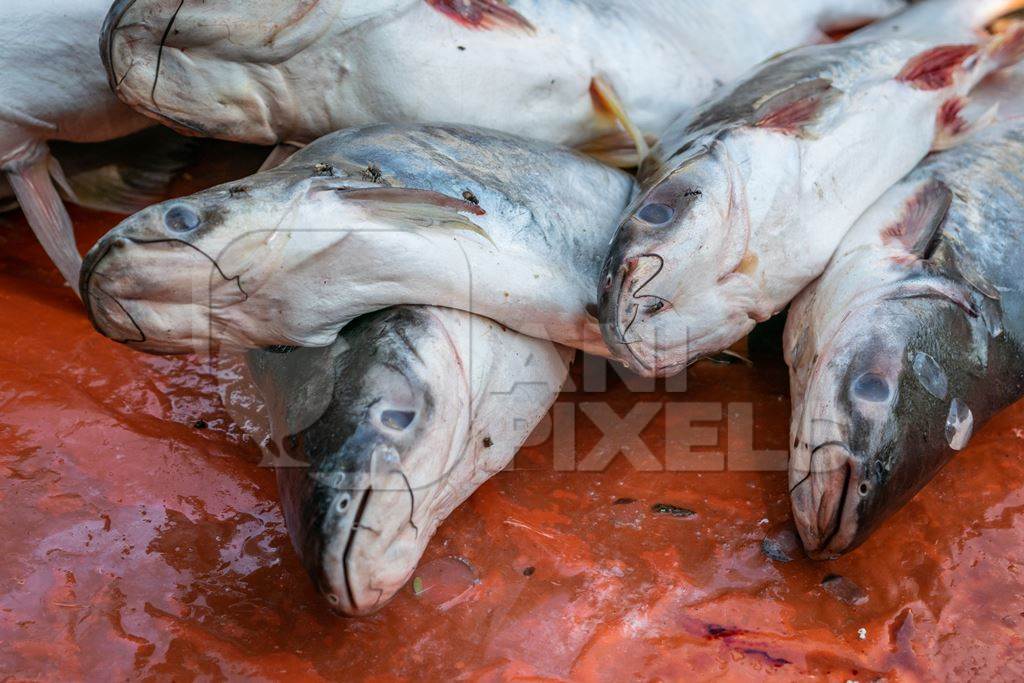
2,203,1024,680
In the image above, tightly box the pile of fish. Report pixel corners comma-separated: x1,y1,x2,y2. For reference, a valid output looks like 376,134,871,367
6,0,1024,615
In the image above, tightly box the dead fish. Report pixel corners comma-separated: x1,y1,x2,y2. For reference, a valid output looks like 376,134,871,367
784,113,1024,559
0,0,156,293
0,128,195,215
599,0,1024,377
80,124,632,356
248,305,572,615
100,0,905,164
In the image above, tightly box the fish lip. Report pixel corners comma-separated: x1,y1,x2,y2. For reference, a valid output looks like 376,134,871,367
80,234,121,336
600,253,671,375
791,442,862,559
100,0,140,94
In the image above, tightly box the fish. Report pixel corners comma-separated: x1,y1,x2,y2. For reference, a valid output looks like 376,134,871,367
100,0,906,164
248,305,572,615
0,0,158,294
784,111,1024,559
598,0,1024,377
0,128,195,216
80,124,633,356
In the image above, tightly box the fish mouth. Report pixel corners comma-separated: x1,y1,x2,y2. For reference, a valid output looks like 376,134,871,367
790,442,862,559
80,234,146,344
600,253,676,375
100,0,139,93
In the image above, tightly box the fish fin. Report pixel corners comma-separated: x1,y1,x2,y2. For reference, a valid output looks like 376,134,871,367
5,151,82,295
259,143,304,172
816,0,906,36
932,97,999,150
339,187,486,216
705,350,754,367
982,19,1024,70
47,155,79,204
881,180,952,257
576,130,659,169
590,77,650,165
897,44,981,90
426,0,534,32
753,78,841,136
338,187,493,244
52,132,197,214
898,22,1024,93
0,103,58,131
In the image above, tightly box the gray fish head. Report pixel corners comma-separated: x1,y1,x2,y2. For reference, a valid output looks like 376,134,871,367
790,290,987,559
101,0,401,143
79,168,359,354
599,142,752,376
254,308,464,616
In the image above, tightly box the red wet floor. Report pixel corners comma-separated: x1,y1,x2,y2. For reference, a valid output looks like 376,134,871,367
2,203,1024,681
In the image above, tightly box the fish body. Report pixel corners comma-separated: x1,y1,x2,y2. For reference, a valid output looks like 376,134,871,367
1,0,155,291
785,116,1024,558
249,306,571,615
101,0,905,149
80,124,633,356
599,0,1024,377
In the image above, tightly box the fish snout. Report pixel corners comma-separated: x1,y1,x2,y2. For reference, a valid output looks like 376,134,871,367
791,443,863,559
81,231,146,345
599,252,672,374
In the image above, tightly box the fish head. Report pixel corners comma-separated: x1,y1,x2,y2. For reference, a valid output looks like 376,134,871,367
790,287,985,558
80,169,335,352
599,140,754,375
101,0,400,142
263,308,468,616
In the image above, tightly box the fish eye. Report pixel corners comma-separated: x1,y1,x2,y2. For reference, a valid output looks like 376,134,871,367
335,494,351,513
636,202,675,226
381,409,416,431
164,205,201,233
851,372,891,403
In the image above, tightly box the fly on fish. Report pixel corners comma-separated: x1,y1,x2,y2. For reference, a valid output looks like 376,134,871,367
599,0,1024,377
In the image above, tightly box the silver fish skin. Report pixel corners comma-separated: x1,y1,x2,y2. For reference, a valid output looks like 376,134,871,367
1,0,152,291
80,124,633,356
598,0,1024,377
249,306,571,616
785,118,1024,559
100,0,905,148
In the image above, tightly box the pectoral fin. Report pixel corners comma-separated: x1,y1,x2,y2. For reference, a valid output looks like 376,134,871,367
933,97,999,151
881,180,952,258
576,130,659,169
6,151,82,296
753,78,841,136
48,129,197,214
589,77,650,166
259,142,304,172
340,187,493,244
